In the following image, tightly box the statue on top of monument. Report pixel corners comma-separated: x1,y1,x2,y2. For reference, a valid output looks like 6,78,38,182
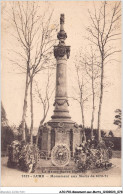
60,14,64,24
57,14,67,44
54,14,70,59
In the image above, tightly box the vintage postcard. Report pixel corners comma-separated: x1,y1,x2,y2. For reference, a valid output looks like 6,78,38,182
1,1,122,187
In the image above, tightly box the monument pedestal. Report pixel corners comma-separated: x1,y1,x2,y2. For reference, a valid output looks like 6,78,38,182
39,121,83,158
48,121,82,156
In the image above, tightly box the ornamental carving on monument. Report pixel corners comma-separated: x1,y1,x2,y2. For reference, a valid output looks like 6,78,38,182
51,144,70,167
53,99,69,106
57,31,67,41
54,46,70,59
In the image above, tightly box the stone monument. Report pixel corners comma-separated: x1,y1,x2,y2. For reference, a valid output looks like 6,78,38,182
39,14,84,160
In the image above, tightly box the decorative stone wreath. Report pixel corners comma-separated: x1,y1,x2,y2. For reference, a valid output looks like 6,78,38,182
58,122,64,128
51,144,70,167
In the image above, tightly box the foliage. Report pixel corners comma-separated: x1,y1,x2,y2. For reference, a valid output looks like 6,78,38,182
74,140,112,172
1,102,8,125
1,126,14,152
7,141,40,173
103,137,121,151
101,130,106,138
108,130,114,137
114,109,121,129
17,122,30,142
85,127,120,150
85,128,106,140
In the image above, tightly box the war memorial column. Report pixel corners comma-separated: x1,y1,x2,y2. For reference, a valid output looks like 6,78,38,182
52,14,71,120
40,14,83,162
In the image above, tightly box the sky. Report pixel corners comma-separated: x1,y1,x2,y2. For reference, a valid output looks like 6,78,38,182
1,1,121,134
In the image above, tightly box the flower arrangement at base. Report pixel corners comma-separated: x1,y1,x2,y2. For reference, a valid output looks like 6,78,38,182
7,140,40,173
74,139,113,172
18,142,40,173
7,140,20,168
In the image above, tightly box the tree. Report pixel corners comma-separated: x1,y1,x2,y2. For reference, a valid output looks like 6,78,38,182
114,109,121,129
108,130,114,137
1,126,14,152
34,68,55,145
72,48,100,139
1,102,8,126
101,130,106,138
72,53,91,131
84,48,100,138
1,103,14,153
11,2,57,143
87,1,121,141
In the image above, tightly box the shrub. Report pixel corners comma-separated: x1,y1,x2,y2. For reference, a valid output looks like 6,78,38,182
7,141,40,173
1,126,14,153
103,137,121,151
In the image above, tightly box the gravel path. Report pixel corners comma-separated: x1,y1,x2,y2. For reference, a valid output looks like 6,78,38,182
1,154,121,187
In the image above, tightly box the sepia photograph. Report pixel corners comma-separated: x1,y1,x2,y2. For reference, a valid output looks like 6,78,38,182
1,1,122,187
